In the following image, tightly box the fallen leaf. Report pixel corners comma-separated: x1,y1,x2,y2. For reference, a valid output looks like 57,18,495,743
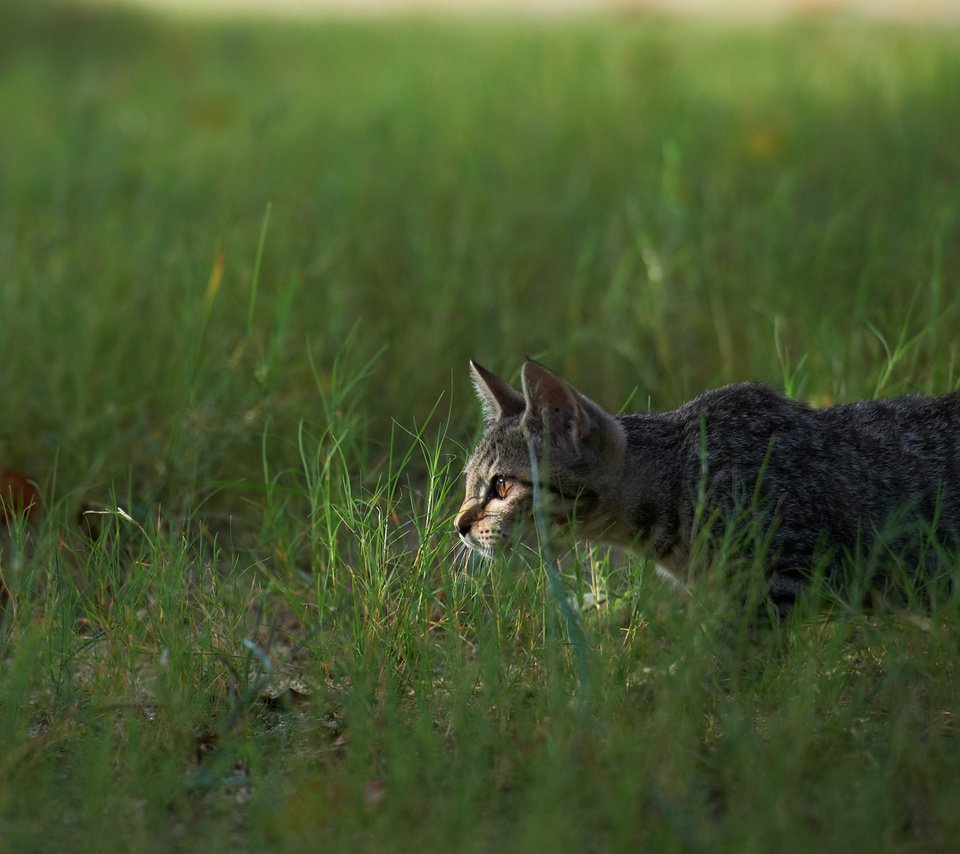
1,470,40,525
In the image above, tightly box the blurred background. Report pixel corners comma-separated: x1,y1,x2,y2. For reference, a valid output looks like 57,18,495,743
87,0,960,20
1,0,958,507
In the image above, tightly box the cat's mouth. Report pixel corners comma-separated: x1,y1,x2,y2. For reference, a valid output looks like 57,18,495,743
457,529,499,561
461,541,495,562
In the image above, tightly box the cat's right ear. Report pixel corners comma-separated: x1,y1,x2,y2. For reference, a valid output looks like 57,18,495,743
469,360,526,423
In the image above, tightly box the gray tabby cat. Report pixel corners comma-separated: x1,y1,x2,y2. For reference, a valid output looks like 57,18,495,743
455,359,960,613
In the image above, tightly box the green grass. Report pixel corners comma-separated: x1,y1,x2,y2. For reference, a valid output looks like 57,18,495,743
2,2,960,849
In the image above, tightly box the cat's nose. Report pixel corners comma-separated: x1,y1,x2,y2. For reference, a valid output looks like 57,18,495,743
454,502,477,536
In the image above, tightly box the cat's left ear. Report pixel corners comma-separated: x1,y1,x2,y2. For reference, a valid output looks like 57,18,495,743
469,360,525,422
520,361,623,459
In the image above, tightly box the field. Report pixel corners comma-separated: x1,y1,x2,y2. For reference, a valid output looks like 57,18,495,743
2,2,960,849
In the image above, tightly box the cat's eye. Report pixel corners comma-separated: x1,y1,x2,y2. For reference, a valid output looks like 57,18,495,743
491,476,511,500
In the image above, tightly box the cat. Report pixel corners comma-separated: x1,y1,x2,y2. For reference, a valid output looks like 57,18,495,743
455,359,960,614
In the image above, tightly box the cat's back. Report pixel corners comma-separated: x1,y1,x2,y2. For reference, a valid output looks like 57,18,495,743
670,382,960,460
670,381,813,445
814,388,960,473
667,382,960,507
618,382,807,461
659,382,821,496
817,388,960,434
668,383,960,559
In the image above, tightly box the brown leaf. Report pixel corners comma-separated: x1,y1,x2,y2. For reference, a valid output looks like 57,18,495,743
1,470,40,525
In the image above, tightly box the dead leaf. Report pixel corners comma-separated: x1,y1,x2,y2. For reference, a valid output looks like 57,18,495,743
1,470,40,525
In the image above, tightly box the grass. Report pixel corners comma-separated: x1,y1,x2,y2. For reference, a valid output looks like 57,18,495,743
2,1,960,849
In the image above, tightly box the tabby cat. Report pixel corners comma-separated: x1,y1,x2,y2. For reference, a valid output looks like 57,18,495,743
455,359,960,612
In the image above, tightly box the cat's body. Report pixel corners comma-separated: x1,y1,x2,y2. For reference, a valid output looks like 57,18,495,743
455,360,960,612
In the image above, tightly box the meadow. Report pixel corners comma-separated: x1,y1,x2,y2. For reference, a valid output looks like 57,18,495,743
1,2,960,849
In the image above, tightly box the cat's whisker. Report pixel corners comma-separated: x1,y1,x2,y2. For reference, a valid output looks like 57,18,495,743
446,541,462,567
451,541,471,572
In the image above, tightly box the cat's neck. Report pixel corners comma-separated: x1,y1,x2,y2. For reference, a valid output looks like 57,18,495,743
605,413,687,557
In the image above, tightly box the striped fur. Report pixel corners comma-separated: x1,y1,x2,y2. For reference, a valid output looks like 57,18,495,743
456,359,960,613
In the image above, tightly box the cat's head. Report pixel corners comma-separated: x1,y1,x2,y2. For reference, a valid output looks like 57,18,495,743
454,359,626,558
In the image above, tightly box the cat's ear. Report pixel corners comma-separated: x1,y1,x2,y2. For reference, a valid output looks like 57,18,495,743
520,360,623,459
469,359,526,423
520,361,590,453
